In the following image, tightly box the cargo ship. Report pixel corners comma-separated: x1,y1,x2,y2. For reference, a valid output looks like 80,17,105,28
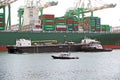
0,0,120,51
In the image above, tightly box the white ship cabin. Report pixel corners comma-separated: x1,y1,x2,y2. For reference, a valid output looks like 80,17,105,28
81,38,99,44
16,39,31,46
81,37,103,49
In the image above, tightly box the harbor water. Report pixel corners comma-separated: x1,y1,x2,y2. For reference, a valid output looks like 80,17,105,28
0,50,120,80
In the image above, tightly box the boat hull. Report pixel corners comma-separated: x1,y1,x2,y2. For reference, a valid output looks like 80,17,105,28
7,43,112,54
51,55,79,59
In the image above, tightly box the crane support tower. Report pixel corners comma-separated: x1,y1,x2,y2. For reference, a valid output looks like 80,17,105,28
18,0,58,31
0,0,17,30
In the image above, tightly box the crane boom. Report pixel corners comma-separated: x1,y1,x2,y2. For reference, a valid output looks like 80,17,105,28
0,0,17,7
38,1,58,10
84,3,116,13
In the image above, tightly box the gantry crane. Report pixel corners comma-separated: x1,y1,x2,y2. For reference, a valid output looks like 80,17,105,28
0,0,17,30
65,0,116,22
18,0,58,28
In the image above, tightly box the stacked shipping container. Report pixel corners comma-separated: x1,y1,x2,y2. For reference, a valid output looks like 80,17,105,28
0,13,5,30
101,25,110,32
40,15,110,32
55,17,67,31
67,17,78,31
82,16,110,32
42,14,55,31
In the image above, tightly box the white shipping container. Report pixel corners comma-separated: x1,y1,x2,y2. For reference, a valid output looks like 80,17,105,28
56,25,67,28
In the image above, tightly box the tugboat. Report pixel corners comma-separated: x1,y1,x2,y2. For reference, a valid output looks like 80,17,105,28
51,46,79,59
51,52,79,59
80,37,112,52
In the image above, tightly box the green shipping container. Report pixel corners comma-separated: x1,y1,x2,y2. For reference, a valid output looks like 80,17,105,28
0,16,5,18
43,25,55,28
56,23,66,25
43,27,55,31
55,17,66,20
101,25,110,32
68,28,73,31
67,24,73,26
43,20,54,22
74,24,78,26
0,13,4,16
0,21,5,24
96,25,101,28
0,27,5,30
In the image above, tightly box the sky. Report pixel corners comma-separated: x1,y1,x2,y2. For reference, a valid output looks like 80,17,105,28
8,0,120,27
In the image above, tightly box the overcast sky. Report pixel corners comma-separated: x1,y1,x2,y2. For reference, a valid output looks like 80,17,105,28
9,0,120,27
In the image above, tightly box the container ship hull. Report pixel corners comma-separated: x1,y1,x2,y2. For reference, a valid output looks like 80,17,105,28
0,32,120,51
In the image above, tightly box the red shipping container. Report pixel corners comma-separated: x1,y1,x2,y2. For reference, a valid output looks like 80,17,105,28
35,25,41,28
43,14,55,19
91,26,96,29
67,19,73,22
67,21,73,24
0,18,5,22
73,26,78,29
0,24,5,27
56,28,67,31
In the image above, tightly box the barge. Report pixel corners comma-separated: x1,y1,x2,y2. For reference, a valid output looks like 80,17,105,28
7,38,112,54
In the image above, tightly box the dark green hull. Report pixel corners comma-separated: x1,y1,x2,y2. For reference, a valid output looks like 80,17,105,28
0,32,120,46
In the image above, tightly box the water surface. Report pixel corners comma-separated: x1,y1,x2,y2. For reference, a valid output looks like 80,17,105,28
0,50,120,80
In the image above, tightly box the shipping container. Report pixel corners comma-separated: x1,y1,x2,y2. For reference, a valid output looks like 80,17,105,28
0,27,5,30
0,18,5,22
56,22,66,25
67,26,73,31
43,22,55,25
68,28,73,31
0,24,5,27
56,25,67,28
55,20,66,23
44,27,55,31
42,14,55,20
56,27,67,31
101,25,110,32
67,24,73,26
0,13,4,16
42,20,54,22
43,25,55,28
0,21,5,24
35,25,41,28
55,17,66,20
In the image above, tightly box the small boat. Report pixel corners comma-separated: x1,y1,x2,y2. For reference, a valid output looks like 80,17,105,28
80,37,112,52
51,53,79,59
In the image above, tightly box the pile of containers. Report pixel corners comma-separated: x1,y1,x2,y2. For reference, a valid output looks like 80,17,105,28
101,25,110,32
82,17,100,32
67,16,79,31
0,13,5,30
82,16,110,32
40,14,79,31
55,17,67,31
42,14,55,31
